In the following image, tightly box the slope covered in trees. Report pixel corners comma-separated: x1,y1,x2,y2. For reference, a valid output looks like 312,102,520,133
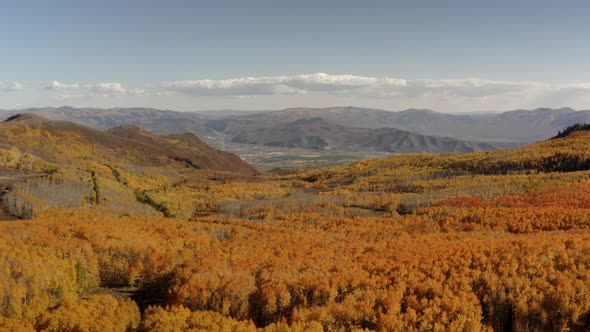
0,115,258,219
4,114,256,175
2,123,590,330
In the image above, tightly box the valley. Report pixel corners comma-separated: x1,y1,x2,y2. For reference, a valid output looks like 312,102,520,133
7,106,590,170
212,137,393,171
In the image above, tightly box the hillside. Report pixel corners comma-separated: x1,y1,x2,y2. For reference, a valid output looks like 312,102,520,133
0,114,257,220
3,114,256,175
105,125,257,175
298,129,590,193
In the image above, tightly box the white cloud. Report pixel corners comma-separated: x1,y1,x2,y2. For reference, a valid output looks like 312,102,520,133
92,82,128,94
160,73,530,99
161,76,301,97
161,73,408,97
38,81,148,101
281,73,407,92
1,82,24,92
45,80,80,90
41,81,148,101
3,75,590,112
158,73,590,111
159,73,590,101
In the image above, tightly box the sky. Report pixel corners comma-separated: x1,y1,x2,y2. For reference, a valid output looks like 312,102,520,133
2,0,590,112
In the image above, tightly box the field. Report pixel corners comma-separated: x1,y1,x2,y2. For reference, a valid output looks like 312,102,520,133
207,134,393,171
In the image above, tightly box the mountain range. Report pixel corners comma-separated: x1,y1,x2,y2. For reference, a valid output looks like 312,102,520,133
4,106,590,159
212,106,590,143
230,117,514,153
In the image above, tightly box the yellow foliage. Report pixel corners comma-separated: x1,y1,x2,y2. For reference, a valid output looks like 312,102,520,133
35,294,140,332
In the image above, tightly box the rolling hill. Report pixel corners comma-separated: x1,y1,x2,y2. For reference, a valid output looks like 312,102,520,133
297,123,590,194
3,113,256,175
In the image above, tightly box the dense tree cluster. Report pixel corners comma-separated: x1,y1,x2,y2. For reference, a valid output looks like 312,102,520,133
2,205,590,330
552,123,590,139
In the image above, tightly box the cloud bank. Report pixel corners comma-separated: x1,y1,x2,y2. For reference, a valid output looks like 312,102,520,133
160,73,590,103
12,74,590,112
39,75,590,104
43,81,146,101
161,73,408,97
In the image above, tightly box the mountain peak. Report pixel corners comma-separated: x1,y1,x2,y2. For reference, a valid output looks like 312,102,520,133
529,107,576,113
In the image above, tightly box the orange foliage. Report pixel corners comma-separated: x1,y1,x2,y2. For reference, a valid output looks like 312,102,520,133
35,294,140,332
4,128,590,330
440,183,590,209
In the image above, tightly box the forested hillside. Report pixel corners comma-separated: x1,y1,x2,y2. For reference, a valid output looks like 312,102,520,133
0,114,256,219
2,119,590,331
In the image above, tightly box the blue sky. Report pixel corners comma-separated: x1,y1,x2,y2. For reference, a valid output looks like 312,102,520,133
2,0,590,112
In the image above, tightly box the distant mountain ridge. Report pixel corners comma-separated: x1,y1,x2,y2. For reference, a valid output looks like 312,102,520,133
4,106,590,156
218,106,588,143
11,106,216,137
231,117,515,153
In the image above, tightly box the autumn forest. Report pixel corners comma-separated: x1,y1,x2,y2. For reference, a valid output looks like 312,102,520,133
2,115,590,332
